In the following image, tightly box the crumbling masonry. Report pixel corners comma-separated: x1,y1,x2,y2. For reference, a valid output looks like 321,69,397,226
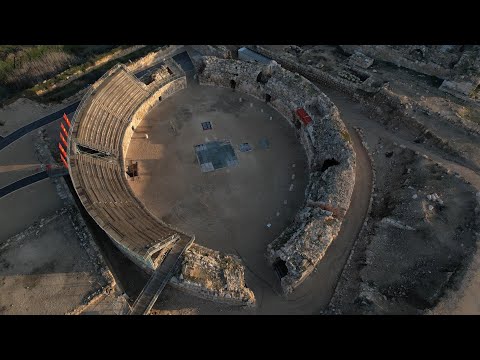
197,56,356,293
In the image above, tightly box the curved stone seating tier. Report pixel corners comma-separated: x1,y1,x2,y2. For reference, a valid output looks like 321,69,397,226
71,153,179,261
69,63,189,272
75,68,149,156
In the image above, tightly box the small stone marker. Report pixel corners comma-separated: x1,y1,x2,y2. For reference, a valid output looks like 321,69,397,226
276,211,280,217
289,184,294,191
291,174,296,180
145,134,149,139
292,163,296,168
267,223,272,228
261,109,264,113
284,200,288,205
269,116,273,121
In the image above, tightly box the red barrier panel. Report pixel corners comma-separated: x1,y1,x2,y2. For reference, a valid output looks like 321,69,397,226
60,133,68,148
63,113,71,128
60,123,68,138
60,154,68,169
58,143,67,159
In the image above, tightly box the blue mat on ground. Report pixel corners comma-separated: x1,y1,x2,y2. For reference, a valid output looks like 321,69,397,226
194,140,238,172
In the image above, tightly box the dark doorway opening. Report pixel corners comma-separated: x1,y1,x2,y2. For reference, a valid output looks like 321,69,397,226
265,93,271,103
230,79,236,90
294,118,301,130
166,67,173,75
273,258,288,278
126,161,138,178
158,96,162,102
256,72,270,84
321,158,339,172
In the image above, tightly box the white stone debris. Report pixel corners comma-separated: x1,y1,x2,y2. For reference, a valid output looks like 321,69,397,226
267,223,272,228
380,217,416,231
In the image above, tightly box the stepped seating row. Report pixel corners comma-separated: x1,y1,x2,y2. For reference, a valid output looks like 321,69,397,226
71,153,178,256
76,68,149,155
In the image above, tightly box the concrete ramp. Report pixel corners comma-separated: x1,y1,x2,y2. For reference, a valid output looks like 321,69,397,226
128,235,193,315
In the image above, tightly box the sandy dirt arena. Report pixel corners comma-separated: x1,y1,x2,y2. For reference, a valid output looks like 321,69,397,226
126,84,310,313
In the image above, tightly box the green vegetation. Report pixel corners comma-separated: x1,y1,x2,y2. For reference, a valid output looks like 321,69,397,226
35,45,159,103
0,45,119,105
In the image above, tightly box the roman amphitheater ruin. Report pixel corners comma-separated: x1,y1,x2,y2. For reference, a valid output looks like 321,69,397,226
64,45,358,313
1,45,479,315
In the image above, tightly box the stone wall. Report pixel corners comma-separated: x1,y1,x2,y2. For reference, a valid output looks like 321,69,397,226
198,56,356,293
171,244,255,306
248,45,360,97
125,45,184,73
340,45,480,102
121,76,187,159
340,45,459,80
252,45,480,143
190,45,232,59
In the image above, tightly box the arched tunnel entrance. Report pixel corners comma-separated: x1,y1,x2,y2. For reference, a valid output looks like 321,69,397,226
321,158,340,172
273,258,289,279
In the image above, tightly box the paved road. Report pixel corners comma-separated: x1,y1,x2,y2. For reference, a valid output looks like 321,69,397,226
0,102,80,151
0,171,49,199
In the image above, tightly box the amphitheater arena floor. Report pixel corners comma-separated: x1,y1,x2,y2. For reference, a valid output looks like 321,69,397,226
125,83,319,313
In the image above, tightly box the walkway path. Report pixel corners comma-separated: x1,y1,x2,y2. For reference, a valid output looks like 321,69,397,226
129,236,193,315
0,171,49,198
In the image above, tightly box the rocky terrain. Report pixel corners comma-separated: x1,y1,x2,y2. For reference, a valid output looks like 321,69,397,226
329,140,479,314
